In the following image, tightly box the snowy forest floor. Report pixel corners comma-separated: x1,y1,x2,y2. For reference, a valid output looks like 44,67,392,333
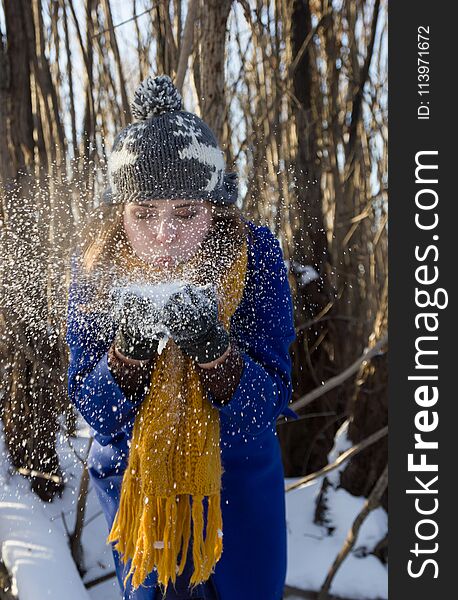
0,417,387,600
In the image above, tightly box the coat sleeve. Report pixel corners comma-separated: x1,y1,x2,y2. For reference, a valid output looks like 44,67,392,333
206,225,299,437
65,254,144,446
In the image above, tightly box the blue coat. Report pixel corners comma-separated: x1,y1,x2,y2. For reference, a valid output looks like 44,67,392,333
66,219,298,600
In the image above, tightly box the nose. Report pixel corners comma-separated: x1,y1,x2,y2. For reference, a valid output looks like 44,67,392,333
155,217,177,244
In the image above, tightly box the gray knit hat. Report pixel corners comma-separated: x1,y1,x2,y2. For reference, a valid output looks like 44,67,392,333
105,74,238,206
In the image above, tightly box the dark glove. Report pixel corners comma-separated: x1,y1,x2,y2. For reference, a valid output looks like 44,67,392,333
113,327,160,361
109,289,165,361
161,283,229,364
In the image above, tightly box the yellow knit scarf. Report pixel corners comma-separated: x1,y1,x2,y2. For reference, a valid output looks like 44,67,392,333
106,221,248,595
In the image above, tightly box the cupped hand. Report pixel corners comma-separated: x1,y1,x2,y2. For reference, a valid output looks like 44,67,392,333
161,283,229,363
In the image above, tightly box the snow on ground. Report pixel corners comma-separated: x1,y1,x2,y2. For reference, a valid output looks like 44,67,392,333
0,417,119,599
285,478,387,599
0,487,91,599
0,417,387,599
285,420,388,599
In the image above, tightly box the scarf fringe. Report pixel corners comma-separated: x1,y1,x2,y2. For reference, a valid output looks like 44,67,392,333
107,489,223,592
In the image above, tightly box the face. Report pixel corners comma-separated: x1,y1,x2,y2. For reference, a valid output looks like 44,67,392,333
123,199,213,267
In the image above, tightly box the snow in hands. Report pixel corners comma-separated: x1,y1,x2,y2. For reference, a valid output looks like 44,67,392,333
109,280,215,355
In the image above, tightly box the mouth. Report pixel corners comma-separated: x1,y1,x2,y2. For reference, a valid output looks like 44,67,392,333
154,255,175,266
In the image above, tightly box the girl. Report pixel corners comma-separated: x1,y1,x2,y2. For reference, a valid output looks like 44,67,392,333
66,75,297,600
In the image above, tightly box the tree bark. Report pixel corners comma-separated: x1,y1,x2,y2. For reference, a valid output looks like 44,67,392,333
198,0,232,144
101,0,131,125
0,0,65,503
279,0,342,476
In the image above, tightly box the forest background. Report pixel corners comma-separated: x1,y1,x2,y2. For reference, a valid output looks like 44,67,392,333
0,0,387,595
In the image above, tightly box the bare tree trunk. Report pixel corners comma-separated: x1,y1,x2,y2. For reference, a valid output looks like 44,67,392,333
33,0,67,162
62,0,79,163
0,0,65,503
175,0,198,92
340,279,388,511
101,0,131,125
0,25,13,186
67,0,97,220
198,0,232,143
2,1,34,174
133,0,147,81
278,0,342,476
154,1,178,77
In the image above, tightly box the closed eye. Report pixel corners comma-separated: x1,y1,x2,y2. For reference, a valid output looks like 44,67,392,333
175,212,197,219
134,213,154,220
134,212,197,220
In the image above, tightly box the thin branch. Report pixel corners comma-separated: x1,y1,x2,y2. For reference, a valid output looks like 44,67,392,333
16,466,63,484
289,7,333,76
175,0,199,92
285,425,387,492
318,464,388,600
84,570,117,589
91,6,154,39
288,333,387,414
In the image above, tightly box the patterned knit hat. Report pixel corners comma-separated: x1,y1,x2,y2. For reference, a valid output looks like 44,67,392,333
106,74,238,206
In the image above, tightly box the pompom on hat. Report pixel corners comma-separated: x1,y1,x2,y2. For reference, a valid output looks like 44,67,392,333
106,74,238,206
